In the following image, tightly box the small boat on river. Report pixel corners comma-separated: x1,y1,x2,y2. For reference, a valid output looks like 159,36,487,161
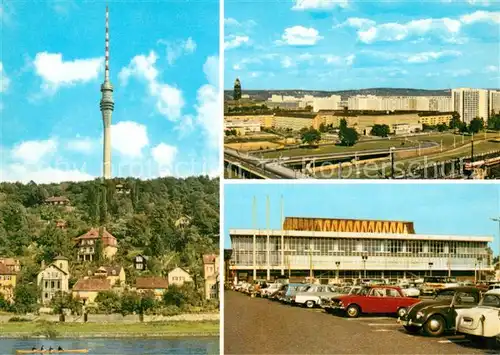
15,350,89,354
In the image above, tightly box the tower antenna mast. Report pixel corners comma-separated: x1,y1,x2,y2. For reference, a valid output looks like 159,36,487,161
100,4,114,180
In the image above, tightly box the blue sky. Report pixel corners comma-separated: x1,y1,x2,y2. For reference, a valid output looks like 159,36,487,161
224,0,500,90
224,183,500,255
0,0,220,183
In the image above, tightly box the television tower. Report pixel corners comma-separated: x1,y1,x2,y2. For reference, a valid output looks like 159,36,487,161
100,5,114,179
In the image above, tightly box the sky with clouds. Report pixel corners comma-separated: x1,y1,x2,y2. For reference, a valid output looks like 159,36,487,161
224,0,500,90
0,0,220,184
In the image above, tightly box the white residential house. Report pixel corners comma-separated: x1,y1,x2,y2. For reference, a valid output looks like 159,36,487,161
37,256,70,304
167,267,193,286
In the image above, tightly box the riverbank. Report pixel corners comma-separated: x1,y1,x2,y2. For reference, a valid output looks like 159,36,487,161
0,321,219,338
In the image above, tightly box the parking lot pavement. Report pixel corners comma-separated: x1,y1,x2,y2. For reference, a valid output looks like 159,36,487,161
224,291,494,355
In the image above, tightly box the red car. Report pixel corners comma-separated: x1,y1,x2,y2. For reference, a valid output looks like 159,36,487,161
329,285,420,318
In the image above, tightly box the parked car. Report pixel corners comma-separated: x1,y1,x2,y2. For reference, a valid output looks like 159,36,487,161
281,283,307,303
456,289,500,348
487,283,500,291
399,286,481,337
420,276,459,296
330,286,419,318
399,283,420,298
260,283,282,298
321,286,362,312
269,284,287,301
293,285,338,308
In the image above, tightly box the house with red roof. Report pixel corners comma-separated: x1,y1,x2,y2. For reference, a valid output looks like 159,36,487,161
74,227,118,262
72,278,112,305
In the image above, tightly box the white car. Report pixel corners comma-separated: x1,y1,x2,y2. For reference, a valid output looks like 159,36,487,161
456,289,500,348
400,284,420,298
294,285,338,308
260,283,282,298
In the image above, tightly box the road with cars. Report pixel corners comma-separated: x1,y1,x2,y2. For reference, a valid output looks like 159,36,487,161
224,291,494,355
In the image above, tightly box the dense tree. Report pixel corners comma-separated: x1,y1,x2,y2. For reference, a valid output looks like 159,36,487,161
437,123,448,132
95,291,121,314
469,118,484,134
13,284,39,314
370,124,390,137
449,114,462,130
300,128,321,147
339,119,359,146
488,114,500,130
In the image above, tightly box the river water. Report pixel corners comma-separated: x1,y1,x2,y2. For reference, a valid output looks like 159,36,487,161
0,337,219,354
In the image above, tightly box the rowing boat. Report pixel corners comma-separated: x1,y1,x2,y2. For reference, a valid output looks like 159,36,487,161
15,350,89,354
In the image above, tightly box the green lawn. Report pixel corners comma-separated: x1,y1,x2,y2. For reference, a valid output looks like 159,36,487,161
0,321,219,337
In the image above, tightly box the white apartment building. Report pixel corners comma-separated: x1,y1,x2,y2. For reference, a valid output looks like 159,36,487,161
452,88,490,123
312,95,342,112
489,90,500,115
348,95,383,110
229,217,493,282
348,95,452,113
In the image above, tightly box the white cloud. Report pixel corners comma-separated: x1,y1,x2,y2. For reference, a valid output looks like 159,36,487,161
151,143,178,176
224,18,257,28
444,0,493,6
111,121,149,158
66,137,96,154
335,17,376,29
292,0,349,11
203,56,219,87
159,37,197,65
0,62,9,93
460,11,500,24
345,54,356,66
277,26,323,46
12,139,57,164
1,164,94,184
194,56,220,149
406,50,461,63
345,17,462,43
281,56,294,68
485,65,499,72
119,51,184,121
452,69,472,77
224,35,250,50
33,52,103,92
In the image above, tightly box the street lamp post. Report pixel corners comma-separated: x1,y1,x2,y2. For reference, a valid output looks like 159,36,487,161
490,217,500,265
477,257,482,283
390,147,396,179
362,255,368,278
428,262,433,276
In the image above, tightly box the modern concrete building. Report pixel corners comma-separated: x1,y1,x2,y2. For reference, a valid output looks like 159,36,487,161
37,256,70,304
490,90,500,115
348,95,452,113
100,6,114,179
420,113,453,126
224,119,261,135
452,88,489,123
312,95,342,112
229,217,493,282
